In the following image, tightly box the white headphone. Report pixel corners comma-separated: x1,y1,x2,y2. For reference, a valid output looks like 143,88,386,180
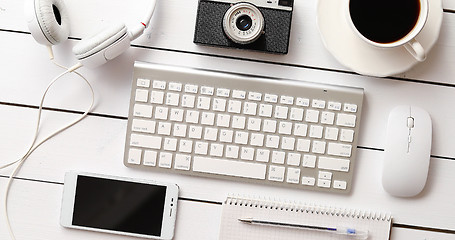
24,0,157,68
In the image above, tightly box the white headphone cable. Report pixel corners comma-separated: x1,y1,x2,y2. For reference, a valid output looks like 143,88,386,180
2,52,95,240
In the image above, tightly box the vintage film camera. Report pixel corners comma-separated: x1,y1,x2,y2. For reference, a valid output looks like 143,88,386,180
194,0,294,54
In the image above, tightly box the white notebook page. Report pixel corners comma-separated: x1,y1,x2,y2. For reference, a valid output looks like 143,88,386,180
219,197,392,240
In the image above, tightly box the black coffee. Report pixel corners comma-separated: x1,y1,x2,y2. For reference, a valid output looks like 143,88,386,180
349,0,420,44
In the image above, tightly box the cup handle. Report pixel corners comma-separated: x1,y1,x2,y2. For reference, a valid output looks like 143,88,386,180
404,39,426,62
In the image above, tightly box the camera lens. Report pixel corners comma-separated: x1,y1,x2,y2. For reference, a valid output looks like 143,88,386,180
236,15,253,31
223,3,264,45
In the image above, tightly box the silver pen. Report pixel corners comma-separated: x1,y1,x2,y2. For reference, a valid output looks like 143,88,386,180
238,217,369,240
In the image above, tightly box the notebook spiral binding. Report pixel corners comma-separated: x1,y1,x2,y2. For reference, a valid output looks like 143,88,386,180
225,196,392,222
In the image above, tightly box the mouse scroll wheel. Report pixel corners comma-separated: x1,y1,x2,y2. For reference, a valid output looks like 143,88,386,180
407,117,415,128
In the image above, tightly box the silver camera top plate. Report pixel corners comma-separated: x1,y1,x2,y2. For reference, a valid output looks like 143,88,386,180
206,0,293,11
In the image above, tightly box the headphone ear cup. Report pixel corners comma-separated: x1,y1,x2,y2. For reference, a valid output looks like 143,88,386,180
73,23,130,68
25,0,70,46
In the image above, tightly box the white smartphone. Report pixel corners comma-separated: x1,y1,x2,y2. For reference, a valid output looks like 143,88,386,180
60,172,179,240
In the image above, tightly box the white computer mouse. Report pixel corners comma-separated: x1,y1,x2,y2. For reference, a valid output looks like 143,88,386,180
382,105,432,197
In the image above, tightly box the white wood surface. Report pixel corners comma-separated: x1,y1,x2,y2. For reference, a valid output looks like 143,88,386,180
1,0,455,239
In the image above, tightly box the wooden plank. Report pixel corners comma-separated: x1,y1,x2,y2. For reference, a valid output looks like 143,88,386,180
1,35,455,158
0,105,454,230
0,178,453,239
1,0,455,84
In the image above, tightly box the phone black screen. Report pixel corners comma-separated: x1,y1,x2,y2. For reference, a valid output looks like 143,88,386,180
72,175,167,236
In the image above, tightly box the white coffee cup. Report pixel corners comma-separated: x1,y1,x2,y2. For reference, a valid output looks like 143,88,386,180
345,0,429,62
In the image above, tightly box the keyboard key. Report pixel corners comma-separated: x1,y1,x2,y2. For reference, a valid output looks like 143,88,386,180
256,149,270,162
157,122,172,135
169,82,182,92
286,168,300,184
248,92,262,101
302,176,315,186
213,98,227,112
317,179,331,188
150,91,164,104
280,96,294,105
166,93,180,106
179,140,193,153
228,100,242,113
143,150,157,166
197,96,211,110
193,157,267,180
296,139,310,152
264,94,278,103
210,143,224,157
219,129,233,143
132,119,155,133
281,137,295,150
302,155,316,168
290,108,304,121
278,122,292,135
189,125,203,139
321,111,335,125
340,129,355,142
318,171,332,180
137,78,150,88
226,145,240,159
336,113,357,127
173,124,187,137
217,88,230,97
201,112,215,125
153,80,166,89
185,84,198,93
235,131,249,145
170,108,184,122
274,106,288,119
309,125,324,138
327,143,352,157
194,141,208,155
135,89,148,102
328,101,342,111
163,138,177,151
312,140,326,154
318,157,350,172
133,104,152,118
333,180,347,190
296,97,310,107
201,86,214,95
263,120,277,133
248,118,261,131
181,95,195,108
271,151,285,164
287,153,301,166
232,90,246,99
266,135,280,148
158,152,173,168
174,154,191,170
241,147,255,160
294,123,307,137
268,165,285,182
217,114,230,128
259,104,273,117
128,149,142,165
130,134,161,149
243,102,257,115
312,99,326,109
204,127,218,141
232,116,246,129
305,109,319,123
155,106,168,120
186,110,199,124
250,133,264,147
325,127,339,140
344,103,358,113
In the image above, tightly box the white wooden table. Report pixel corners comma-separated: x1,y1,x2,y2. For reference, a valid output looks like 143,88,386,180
1,0,455,239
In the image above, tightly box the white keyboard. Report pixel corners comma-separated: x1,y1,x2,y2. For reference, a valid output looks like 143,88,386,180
124,62,364,193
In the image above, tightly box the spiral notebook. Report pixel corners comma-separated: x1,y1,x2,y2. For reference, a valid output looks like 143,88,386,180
219,196,392,240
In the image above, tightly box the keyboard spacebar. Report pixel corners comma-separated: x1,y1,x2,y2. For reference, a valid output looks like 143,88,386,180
193,157,267,180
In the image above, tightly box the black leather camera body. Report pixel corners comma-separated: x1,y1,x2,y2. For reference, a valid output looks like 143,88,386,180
194,0,294,54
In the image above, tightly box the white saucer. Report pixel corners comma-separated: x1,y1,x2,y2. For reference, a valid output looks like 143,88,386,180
317,0,443,77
